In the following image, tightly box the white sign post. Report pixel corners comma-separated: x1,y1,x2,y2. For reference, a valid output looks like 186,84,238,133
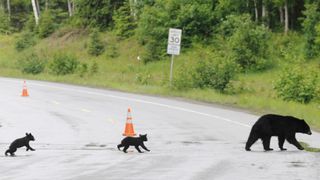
167,28,182,85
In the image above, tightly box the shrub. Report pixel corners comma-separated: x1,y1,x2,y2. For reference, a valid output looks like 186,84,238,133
172,63,195,90
49,54,79,75
38,10,56,38
193,56,239,92
219,14,270,71
15,32,36,51
142,39,162,64
88,29,105,56
25,14,37,33
274,67,318,104
0,9,10,34
78,63,88,77
90,61,99,74
302,3,320,58
135,71,152,85
19,53,46,74
107,44,119,58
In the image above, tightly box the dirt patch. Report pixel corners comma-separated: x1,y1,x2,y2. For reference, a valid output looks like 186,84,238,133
288,161,306,168
300,142,320,152
51,28,88,42
181,141,202,145
85,143,106,148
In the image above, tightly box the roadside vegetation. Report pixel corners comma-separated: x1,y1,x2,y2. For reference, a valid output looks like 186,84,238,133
0,0,319,130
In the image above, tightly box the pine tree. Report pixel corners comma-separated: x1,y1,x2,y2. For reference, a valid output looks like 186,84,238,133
113,0,136,38
0,8,10,34
88,29,105,56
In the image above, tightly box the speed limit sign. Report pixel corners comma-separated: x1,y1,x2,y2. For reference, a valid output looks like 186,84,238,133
167,28,182,55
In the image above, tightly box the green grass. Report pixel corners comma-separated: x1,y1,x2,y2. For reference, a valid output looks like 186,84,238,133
300,142,320,152
0,31,320,131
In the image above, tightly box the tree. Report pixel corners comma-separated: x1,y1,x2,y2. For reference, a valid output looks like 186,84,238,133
88,29,105,56
113,0,136,38
76,0,125,29
137,0,216,62
6,0,10,21
284,0,289,34
31,0,40,25
67,0,74,17
0,7,10,34
38,10,55,38
302,2,320,58
219,14,270,71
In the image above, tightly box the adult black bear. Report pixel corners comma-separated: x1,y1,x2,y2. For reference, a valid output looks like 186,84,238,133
245,114,312,151
117,134,150,153
5,133,35,156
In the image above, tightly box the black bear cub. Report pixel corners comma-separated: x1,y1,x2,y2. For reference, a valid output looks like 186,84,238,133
245,114,312,151
117,134,150,153
5,133,36,156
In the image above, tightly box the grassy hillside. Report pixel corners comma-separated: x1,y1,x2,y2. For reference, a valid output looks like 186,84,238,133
0,30,319,131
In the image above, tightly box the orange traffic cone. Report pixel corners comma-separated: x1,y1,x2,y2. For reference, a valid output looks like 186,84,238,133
122,108,136,137
21,80,29,97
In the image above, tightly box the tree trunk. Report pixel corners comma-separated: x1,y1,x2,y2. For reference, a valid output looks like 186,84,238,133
290,5,294,29
6,0,10,21
67,0,73,16
31,0,40,25
262,3,266,18
254,0,258,22
45,0,48,10
279,7,284,24
262,0,269,27
129,0,137,20
284,0,289,34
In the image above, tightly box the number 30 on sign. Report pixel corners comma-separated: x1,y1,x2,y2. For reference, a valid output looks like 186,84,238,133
167,28,182,55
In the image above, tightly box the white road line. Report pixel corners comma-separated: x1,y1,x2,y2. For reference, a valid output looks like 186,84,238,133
81,108,91,113
2,78,251,128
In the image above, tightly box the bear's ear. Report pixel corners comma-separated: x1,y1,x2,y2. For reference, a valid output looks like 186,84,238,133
26,133,29,136
139,134,142,137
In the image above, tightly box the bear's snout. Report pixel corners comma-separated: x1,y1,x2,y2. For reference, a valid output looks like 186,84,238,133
307,131,312,135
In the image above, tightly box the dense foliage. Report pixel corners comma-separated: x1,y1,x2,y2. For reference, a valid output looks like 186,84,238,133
274,66,318,104
49,53,79,75
19,52,46,74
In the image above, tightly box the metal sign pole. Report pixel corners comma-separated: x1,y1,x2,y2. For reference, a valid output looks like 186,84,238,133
167,28,182,86
169,54,174,85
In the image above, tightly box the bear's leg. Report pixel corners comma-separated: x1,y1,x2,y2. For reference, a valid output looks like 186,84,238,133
278,136,287,151
245,131,259,151
123,145,129,153
26,144,35,151
262,136,273,151
141,143,150,152
286,136,304,150
117,144,124,150
7,148,16,156
5,149,10,156
135,145,142,153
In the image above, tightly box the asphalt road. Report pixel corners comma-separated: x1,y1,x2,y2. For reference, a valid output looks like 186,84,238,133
0,77,319,180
